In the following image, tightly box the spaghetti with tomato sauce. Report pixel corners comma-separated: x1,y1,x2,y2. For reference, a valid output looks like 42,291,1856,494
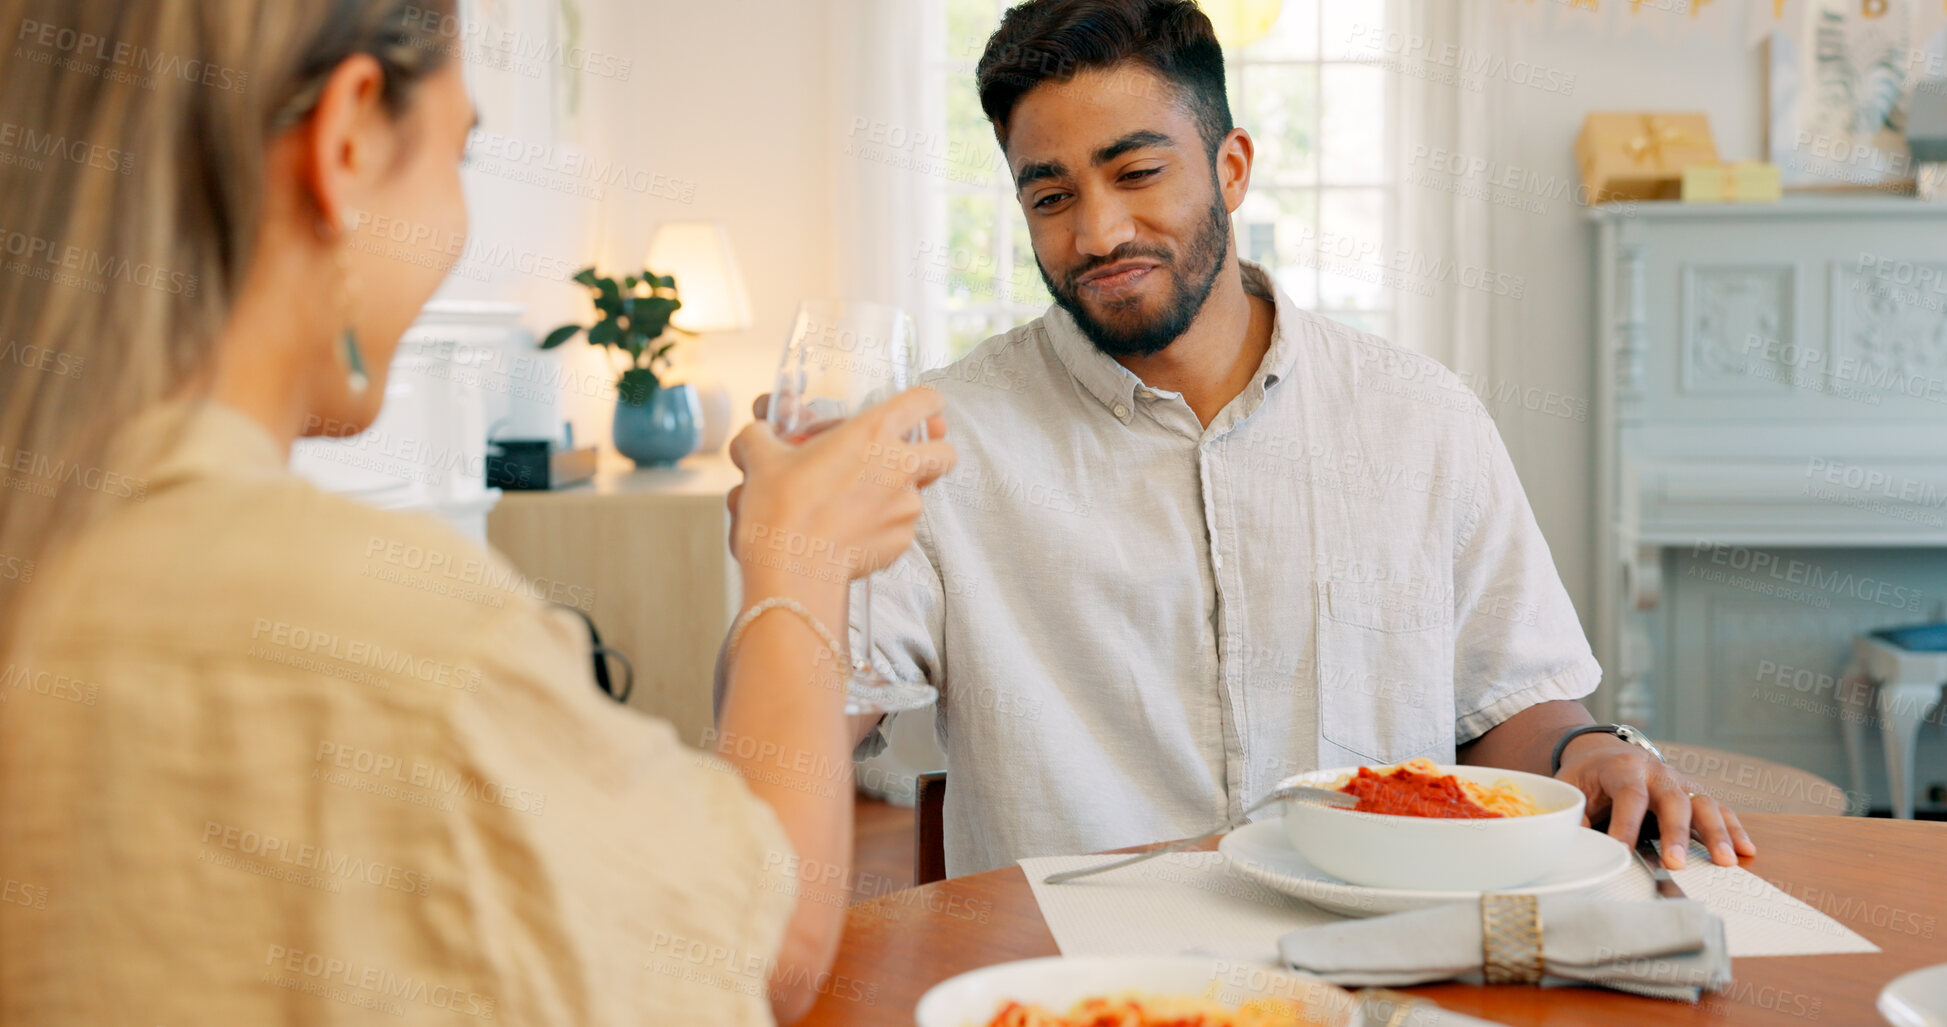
980,993,1310,1027
1331,758,1540,818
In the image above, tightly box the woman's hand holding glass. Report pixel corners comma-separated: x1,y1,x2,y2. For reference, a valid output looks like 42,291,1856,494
727,386,954,598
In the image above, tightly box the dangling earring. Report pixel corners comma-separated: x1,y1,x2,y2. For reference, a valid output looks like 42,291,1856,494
333,225,369,397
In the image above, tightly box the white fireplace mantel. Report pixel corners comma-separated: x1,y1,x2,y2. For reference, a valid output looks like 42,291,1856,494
1589,198,1947,741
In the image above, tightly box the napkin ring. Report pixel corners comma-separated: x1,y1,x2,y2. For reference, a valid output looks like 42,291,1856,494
1480,893,1544,985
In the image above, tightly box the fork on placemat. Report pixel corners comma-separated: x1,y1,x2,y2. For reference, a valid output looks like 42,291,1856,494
1042,785,1357,885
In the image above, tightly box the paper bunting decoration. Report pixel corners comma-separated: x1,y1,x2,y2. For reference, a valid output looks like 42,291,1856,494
1749,0,1947,46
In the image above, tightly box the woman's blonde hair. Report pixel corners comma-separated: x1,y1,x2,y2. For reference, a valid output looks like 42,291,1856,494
0,0,456,657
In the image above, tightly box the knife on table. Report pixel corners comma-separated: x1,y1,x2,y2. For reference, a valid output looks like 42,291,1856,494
1634,837,1688,899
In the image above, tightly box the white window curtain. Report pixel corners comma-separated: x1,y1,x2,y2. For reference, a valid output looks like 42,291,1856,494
1386,0,1509,379
827,0,950,367
830,0,956,797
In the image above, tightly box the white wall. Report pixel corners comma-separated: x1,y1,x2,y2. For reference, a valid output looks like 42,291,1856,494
1481,12,1766,625
591,0,837,444
437,0,837,458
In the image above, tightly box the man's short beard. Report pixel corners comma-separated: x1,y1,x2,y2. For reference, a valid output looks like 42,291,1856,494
1039,195,1232,359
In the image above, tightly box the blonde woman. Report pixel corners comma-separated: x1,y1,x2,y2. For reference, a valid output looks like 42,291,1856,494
0,1,952,1023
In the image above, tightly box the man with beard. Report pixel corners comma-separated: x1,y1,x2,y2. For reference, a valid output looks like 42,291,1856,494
821,0,1755,877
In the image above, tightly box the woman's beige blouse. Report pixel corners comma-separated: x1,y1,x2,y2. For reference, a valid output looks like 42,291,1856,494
0,401,796,1025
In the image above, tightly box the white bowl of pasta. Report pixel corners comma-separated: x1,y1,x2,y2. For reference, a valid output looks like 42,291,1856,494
1275,760,1586,892
913,955,1351,1027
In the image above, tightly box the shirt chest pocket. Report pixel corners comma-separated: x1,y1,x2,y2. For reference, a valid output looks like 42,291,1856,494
1314,581,1455,766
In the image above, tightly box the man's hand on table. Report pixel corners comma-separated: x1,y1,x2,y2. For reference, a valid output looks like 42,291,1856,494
1556,733,1757,869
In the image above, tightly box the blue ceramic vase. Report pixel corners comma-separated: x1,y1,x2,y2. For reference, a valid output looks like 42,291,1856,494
612,382,701,468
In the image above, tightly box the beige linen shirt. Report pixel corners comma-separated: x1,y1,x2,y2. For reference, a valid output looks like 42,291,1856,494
861,261,1601,876
0,401,795,1024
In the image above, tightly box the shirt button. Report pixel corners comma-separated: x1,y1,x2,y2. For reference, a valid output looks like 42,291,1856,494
1113,403,1130,419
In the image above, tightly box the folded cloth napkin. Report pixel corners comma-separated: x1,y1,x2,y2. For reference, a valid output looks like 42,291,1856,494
1279,896,1732,1002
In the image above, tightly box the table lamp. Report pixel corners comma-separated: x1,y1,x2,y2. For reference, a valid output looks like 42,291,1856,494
647,220,752,335
646,220,753,453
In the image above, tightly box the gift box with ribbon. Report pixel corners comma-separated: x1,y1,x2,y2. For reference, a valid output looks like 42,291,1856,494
1680,161,1783,203
1575,112,1720,203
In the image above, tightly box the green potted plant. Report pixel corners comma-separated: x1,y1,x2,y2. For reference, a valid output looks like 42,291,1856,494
543,266,702,467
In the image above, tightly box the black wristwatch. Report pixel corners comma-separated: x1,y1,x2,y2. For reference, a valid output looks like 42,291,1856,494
1550,723,1664,775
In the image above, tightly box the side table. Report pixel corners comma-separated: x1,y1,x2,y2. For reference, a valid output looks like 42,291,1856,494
486,453,740,747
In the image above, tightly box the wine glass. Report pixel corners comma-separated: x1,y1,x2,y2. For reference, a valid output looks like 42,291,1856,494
768,299,939,715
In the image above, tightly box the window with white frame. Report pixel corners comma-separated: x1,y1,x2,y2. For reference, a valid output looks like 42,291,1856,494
932,0,1395,358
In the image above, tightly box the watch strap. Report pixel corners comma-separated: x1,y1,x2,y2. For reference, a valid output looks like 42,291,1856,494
1551,724,1625,776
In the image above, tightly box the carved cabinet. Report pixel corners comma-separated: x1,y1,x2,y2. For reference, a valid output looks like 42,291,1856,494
1590,199,1947,808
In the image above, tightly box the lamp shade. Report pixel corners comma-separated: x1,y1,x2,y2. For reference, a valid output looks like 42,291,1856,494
646,220,752,334
1201,0,1283,48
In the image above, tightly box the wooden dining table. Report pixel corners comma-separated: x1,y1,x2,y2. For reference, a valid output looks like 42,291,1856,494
799,813,1947,1025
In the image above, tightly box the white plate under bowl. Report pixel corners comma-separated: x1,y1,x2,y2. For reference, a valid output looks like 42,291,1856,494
1881,963,1947,1027
914,955,1348,1027
1218,819,1631,918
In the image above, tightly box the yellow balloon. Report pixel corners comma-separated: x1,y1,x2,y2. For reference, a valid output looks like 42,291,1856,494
1201,0,1285,48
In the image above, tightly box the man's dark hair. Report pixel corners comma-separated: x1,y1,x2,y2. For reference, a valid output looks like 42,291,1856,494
976,0,1233,159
